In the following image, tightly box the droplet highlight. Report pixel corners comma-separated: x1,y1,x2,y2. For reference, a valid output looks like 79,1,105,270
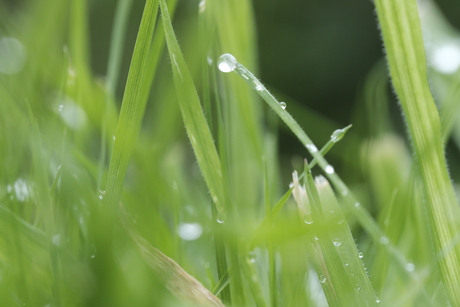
306,144,318,153
405,263,415,272
217,53,237,73
279,101,286,109
319,275,326,283
325,165,335,174
333,238,342,247
178,223,203,241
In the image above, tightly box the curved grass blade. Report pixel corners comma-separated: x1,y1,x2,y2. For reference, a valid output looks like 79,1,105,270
374,0,460,304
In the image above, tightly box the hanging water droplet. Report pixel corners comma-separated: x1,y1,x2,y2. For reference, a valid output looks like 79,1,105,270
358,252,364,259
217,53,237,73
325,165,335,174
178,223,203,241
319,275,326,283
306,144,318,153
405,263,415,272
379,236,389,245
304,212,313,224
333,238,342,247
279,101,286,109
217,211,225,224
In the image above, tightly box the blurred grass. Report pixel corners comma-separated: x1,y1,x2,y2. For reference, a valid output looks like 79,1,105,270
1,0,460,306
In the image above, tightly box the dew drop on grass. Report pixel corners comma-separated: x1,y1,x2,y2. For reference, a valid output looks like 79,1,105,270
178,223,203,241
358,252,364,259
355,202,361,208
379,236,389,245
376,298,381,303
255,84,264,91
304,212,313,224
354,284,361,291
198,0,206,13
279,101,286,109
319,275,326,283
91,255,95,259
405,263,415,272
333,239,342,247
250,258,256,264
217,211,225,224
314,236,319,241
306,143,318,153
325,165,335,174
330,128,345,143
217,53,237,73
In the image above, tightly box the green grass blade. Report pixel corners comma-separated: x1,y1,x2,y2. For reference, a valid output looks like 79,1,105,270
158,0,226,215
103,0,159,211
374,0,460,304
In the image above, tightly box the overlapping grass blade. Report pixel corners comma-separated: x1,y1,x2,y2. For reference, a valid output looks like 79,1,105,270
374,0,460,304
103,0,159,211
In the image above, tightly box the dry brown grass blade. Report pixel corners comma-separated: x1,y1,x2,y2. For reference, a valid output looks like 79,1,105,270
119,203,224,307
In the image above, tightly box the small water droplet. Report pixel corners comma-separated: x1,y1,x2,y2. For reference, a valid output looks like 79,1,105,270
0,37,27,75
325,165,335,174
178,223,203,241
207,56,213,66
405,263,415,272
91,255,95,259
355,202,361,208
344,262,349,267
217,211,225,224
376,298,381,303
304,212,313,224
198,0,206,13
341,188,348,196
358,252,364,259
98,190,105,200
306,143,318,153
319,275,326,283
330,128,346,143
314,236,319,241
333,238,342,247
58,105,63,112
250,258,256,263
354,284,361,291
217,53,237,73
52,234,61,246
279,101,286,109
379,236,389,245
255,84,264,91
112,135,116,141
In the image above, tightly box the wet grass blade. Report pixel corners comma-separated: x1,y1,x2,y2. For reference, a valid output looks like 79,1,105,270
374,0,460,304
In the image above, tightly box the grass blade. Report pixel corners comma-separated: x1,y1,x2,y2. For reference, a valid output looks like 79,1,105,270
374,0,460,304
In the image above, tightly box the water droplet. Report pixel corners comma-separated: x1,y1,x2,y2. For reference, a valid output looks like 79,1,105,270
319,275,326,283
325,165,335,174
376,298,381,303
198,0,206,13
250,258,256,263
58,105,63,112
98,190,105,200
304,212,313,224
306,144,318,153
379,236,389,245
52,234,61,246
341,188,348,196
112,135,116,141
217,211,225,224
344,262,349,267
11,178,30,202
358,252,364,259
217,53,237,73
333,238,342,247
338,219,344,225
355,202,361,208
255,84,264,91
178,223,203,241
330,128,345,143
91,255,95,259
431,43,460,74
405,263,415,272
0,37,27,75
289,182,294,189
314,236,319,241
55,97,88,130
354,284,361,291
207,56,213,66
279,101,286,109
